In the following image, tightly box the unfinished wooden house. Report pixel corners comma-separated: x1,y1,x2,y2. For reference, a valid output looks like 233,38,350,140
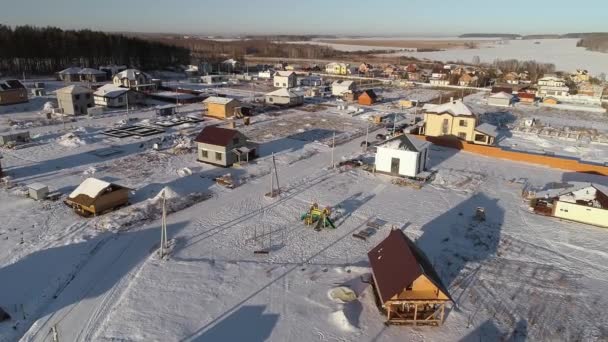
368,229,452,325
529,182,608,228
64,178,130,216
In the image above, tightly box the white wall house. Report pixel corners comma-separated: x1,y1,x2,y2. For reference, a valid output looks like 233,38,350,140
331,80,355,96
273,71,297,88
375,134,430,178
258,70,275,79
487,92,513,107
265,88,304,106
537,76,570,97
429,78,450,87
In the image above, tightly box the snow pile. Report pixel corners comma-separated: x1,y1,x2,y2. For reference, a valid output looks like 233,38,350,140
69,177,110,199
431,168,486,193
96,190,212,231
329,310,358,332
83,167,97,176
43,101,56,112
56,127,90,147
176,167,193,177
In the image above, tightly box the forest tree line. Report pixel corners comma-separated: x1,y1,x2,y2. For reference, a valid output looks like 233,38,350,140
0,25,191,76
577,33,608,53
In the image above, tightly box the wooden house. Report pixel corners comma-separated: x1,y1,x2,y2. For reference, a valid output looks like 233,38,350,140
0,79,28,105
358,89,378,106
203,96,240,119
368,229,452,325
195,126,257,167
65,178,130,216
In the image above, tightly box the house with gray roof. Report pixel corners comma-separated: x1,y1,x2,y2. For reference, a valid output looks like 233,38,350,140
375,134,431,178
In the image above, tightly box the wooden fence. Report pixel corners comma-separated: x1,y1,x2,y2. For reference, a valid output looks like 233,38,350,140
416,135,608,176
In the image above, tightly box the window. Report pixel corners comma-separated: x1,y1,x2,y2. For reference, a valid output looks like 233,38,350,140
457,132,467,140
441,118,449,134
233,137,239,145
215,152,222,161
475,134,486,142
268,97,273,102
201,150,208,158
459,119,467,127
283,83,286,87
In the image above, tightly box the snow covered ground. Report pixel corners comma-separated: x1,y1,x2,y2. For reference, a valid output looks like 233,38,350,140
1,85,608,341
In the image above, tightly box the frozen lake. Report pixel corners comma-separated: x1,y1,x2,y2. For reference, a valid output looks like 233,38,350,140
379,38,608,75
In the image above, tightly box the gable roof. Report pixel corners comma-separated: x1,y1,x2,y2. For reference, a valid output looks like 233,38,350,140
68,178,128,206
194,126,240,146
78,68,106,75
203,96,238,105
275,71,295,77
360,89,378,100
114,69,150,81
58,67,82,75
265,88,302,98
426,100,473,116
0,79,25,90
474,123,498,137
93,84,129,98
56,85,93,95
379,134,430,152
534,182,608,200
368,229,452,303
490,91,514,100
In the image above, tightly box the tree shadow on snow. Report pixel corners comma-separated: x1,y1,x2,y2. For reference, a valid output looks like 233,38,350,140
414,192,504,306
460,318,528,342
191,305,279,342
561,171,608,188
0,221,188,336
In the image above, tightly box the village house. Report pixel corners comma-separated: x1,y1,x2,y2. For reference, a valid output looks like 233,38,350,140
195,126,257,167
57,67,82,82
273,71,297,88
325,62,349,75
517,92,536,105
56,85,94,115
64,177,131,216
458,74,478,87
99,65,127,79
407,72,424,82
299,76,323,87
331,80,356,97
93,84,143,108
421,100,498,145
358,89,378,106
529,183,608,228
358,63,373,74
202,74,230,84
112,69,153,91
368,229,452,325
203,96,240,119
0,79,28,105
429,77,450,87
487,92,514,107
503,72,520,85
265,88,304,106
571,69,590,84
258,70,275,79
537,75,570,98
375,134,430,178
406,64,418,73
78,68,107,83
221,58,239,71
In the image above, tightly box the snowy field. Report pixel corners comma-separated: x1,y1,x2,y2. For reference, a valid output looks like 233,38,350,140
1,85,608,341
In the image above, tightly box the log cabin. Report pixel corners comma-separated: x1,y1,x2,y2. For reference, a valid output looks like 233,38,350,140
368,229,452,325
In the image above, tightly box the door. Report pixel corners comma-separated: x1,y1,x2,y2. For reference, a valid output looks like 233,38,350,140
390,157,400,175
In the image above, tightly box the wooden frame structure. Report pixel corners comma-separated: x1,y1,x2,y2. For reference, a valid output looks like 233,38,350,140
384,300,446,326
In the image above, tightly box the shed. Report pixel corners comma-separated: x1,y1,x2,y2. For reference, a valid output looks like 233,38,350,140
28,182,49,200
473,123,498,145
0,131,31,146
487,92,513,107
203,96,240,119
64,178,130,216
265,88,304,106
375,134,430,178
156,104,178,116
358,89,378,106
368,229,452,325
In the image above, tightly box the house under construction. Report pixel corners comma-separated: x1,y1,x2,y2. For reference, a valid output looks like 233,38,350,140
368,229,452,325
64,178,131,216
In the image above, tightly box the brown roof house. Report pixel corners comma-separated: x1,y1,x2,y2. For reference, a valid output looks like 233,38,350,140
358,89,378,106
0,79,28,105
64,178,131,216
195,126,257,167
368,229,452,325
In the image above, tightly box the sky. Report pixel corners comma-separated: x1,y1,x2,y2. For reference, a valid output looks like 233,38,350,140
2,0,607,36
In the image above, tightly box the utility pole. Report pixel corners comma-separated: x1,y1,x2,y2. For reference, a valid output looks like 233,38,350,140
125,91,130,123
272,153,280,196
331,131,336,169
364,121,369,151
159,190,168,258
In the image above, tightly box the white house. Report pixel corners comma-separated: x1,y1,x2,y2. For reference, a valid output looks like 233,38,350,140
258,70,275,79
487,92,514,107
429,78,450,87
375,134,430,178
93,84,142,107
273,71,297,88
537,75,570,97
112,69,152,90
265,88,304,106
331,80,356,96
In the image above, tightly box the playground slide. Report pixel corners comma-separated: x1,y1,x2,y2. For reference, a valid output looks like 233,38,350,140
325,218,336,229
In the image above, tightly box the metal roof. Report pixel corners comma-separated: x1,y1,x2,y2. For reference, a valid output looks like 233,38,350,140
194,126,240,146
